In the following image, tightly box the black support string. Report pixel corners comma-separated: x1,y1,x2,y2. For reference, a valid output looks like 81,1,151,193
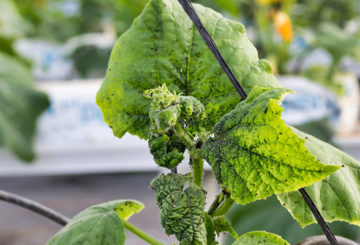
176,1,338,244
177,0,247,100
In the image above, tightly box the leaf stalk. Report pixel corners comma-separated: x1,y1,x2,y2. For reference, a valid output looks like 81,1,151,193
123,220,166,245
174,123,203,187
212,195,234,217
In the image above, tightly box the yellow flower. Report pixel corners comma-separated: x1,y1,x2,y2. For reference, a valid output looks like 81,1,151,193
274,11,293,42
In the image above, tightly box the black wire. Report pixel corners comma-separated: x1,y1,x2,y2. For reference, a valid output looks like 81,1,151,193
177,0,247,100
299,188,339,245
176,1,339,244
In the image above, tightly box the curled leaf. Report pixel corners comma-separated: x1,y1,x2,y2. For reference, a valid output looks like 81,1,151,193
151,174,207,245
148,134,185,169
277,128,360,227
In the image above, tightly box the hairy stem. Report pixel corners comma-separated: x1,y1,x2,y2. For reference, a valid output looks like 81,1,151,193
191,154,204,188
123,220,165,245
174,123,203,187
212,195,234,217
0,189,70,226
174,123,194,149
207,194,222,215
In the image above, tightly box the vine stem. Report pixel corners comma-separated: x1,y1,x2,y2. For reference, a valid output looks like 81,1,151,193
212,195,234,217
123,220,166,245
207,194,222,215
174,123,203,187
176,1,339,244
0,189,70,226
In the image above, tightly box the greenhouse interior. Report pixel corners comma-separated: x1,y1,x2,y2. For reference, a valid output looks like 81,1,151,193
1,0,360,244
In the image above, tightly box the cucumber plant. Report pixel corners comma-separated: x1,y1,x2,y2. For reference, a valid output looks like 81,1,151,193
45,0,360,244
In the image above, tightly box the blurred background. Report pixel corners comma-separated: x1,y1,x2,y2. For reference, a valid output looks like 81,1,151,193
0,0,360,244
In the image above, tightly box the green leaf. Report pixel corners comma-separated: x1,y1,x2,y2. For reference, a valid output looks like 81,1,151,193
225,196,360,245
213,216,238,239
96,0,281,139
0,53,49,161
277,128,360,227
0,0,31,39
47,200,144,245
232,231,289,245
151,173,207,245
201,87,340,205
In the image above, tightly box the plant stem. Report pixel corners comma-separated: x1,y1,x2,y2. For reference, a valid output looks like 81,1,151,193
207,194,222,215
0,189,70,226
191,154,204,188
123,220,165,245
174,123,203,187
174,123,194,149
212,195,234,217
326,57,340,82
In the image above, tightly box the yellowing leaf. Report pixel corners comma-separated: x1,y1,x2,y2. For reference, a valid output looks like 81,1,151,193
277,128,360,227
201,87,339,205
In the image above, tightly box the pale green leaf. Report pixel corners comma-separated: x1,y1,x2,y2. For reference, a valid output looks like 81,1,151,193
0,53,49,161
96,0,281,139
47,200,144,245
0,0,31,39
277,128,360,227
232,231,290,245
201,87,340,205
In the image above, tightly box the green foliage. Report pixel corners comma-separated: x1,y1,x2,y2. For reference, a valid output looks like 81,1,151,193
232,231,289,245
201,87,339,205
314,23,360,61
96,0,281,140
0,0,31,39
277,128,360,227
213,216,238,239
225,196,359,245
0,53,49,161
47,200,144,245
151,174,207,244
93,0,360,244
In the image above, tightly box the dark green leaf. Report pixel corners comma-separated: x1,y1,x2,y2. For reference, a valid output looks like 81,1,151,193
96,0,281,139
